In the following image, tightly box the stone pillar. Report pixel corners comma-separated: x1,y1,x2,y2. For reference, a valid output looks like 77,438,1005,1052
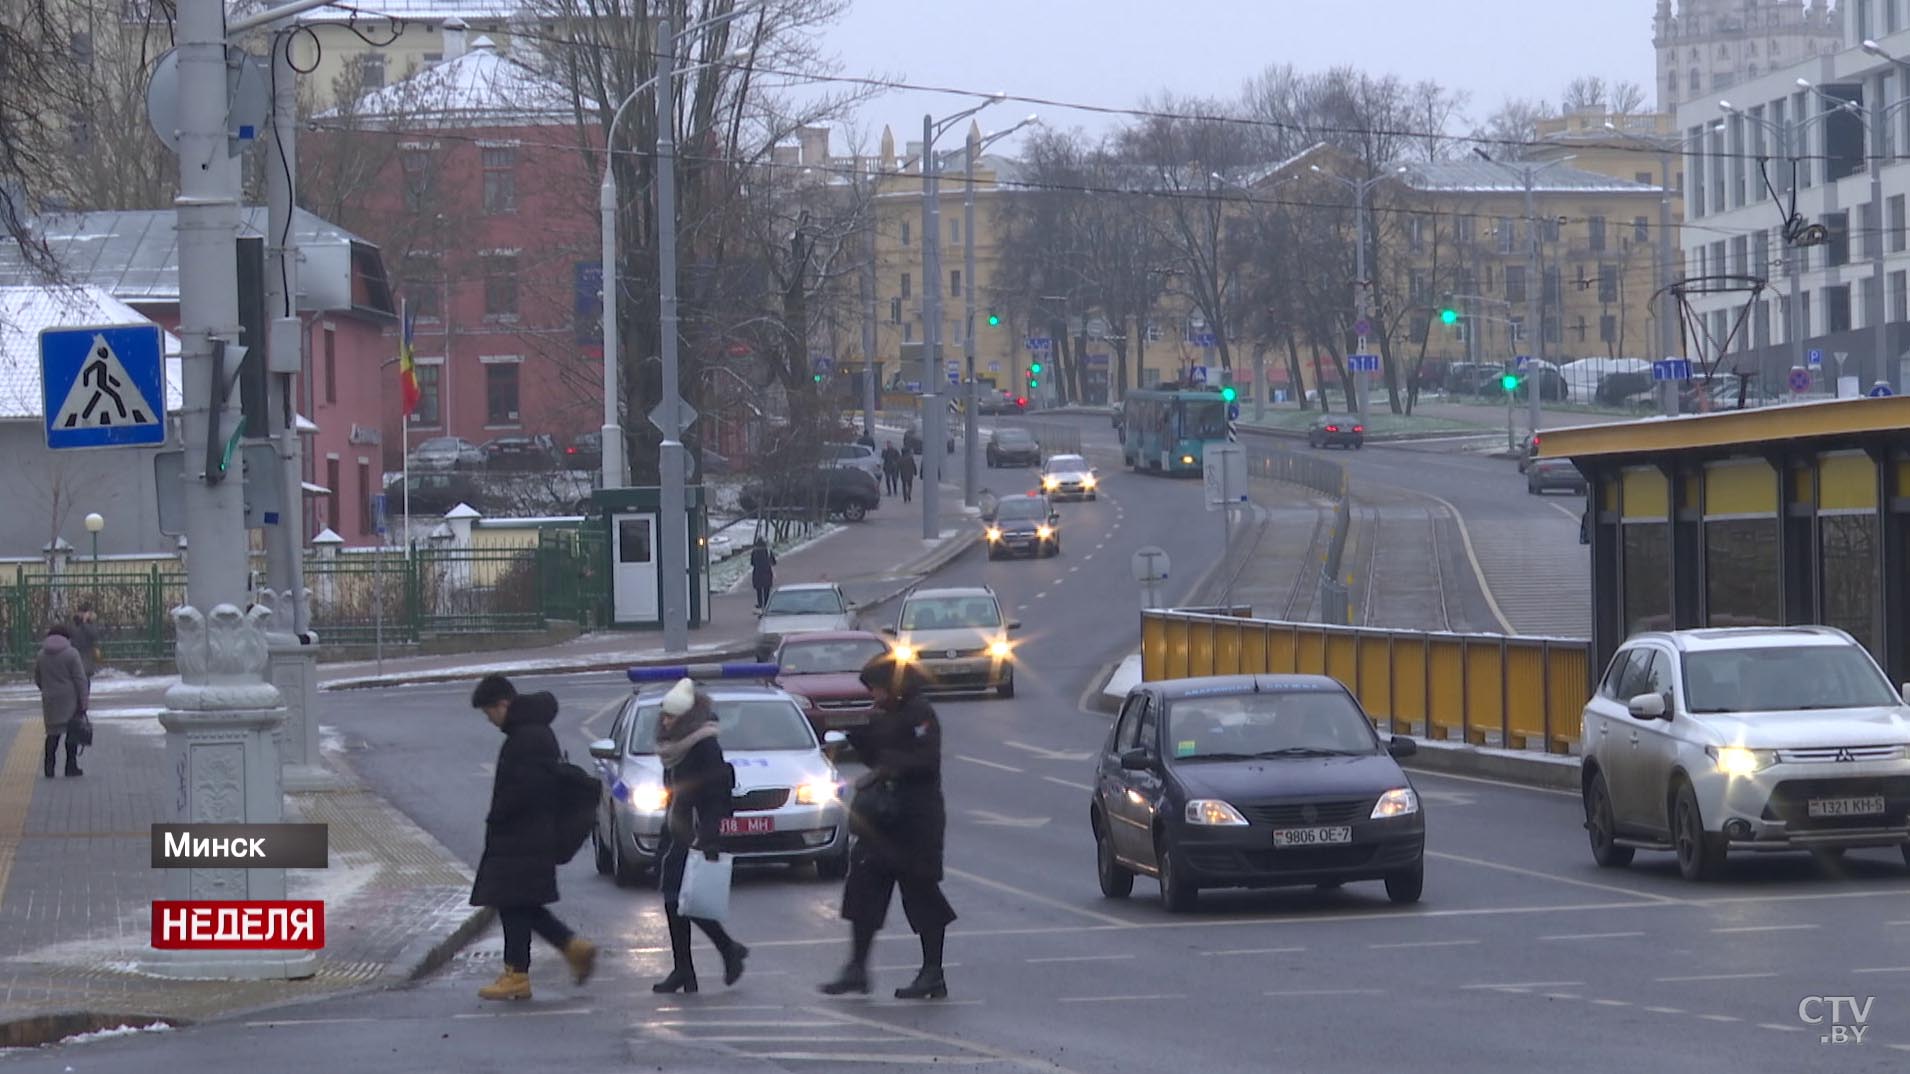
258,588,334,792
142,602,316,980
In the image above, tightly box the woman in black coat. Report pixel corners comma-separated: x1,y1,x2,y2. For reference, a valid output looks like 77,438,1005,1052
469,674,595,1001
652,678,749,994
820,653,955,1000
749,539,777,610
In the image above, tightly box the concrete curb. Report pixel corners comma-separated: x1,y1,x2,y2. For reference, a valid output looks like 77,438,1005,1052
1238,423,1494,444
383,906,497,986
1397,736,1581,791
0,1012,185,1049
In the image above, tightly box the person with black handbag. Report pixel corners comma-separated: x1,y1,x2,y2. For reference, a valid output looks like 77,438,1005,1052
33,625,88,778
652,677,749,993
820,653,956,1000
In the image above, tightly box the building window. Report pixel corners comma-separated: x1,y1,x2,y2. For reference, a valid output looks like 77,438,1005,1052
358,461,374,536
1542,266,1561,304
1509,315,1525,341
403,253,441,319
1540,217,1561,243
1573,315,1587,342
359,53,386,91
1600,314,1617,343
1454,216,1474,244
1409,312,1429,343
1892,270,1908,322
486,362,520,424
70,31,94,64
903,323,913,343
1826,211,1850,266
900,221,910,246
1587,216,1607,253
326,457,340,535
1635,171,1653,185
900,273,911,299
1827,284,1853,333
1633,216,1649,242
1408,269,1428,303
482,146,517,214
889,297,901,324
483,254,518,318
1408,217,1425,254
950,219,960,245
1544,315,1560,344
1892,195,1907,253
413,363,441,425
1497,217,1515,254
1598,264,1618,303
1505,265,1527,304
323,326,336,404
401,149,430,212
949,269,961,298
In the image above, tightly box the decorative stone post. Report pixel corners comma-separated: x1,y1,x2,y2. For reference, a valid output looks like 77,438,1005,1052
257,587,333,791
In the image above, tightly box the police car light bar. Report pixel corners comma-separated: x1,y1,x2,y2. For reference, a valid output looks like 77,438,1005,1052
627,662,782,684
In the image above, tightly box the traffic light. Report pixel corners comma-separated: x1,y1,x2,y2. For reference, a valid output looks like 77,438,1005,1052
1029,361,1043,375
1440,306,1459,326
987,310,1001,327
813,373,824,383
1500,371,1520,392
1219,385,1238,403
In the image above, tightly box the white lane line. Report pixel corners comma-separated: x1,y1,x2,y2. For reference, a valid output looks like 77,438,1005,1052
450,1007,596,1020
1889,920,1910,926
1204,947,1306,957
1368,939,1479,950
1644,1006,1685,1015
1461,981,1584,991
1654,972,1780,983
1426,851,1681,902
1027,954,1134,964
944,867,1135,928
1590,999,1631,1008
1069,566,1080,573
653,1004,786,1012
1710,924,1818,934
1408,768,1579,799
874,963,963,972
1890,1044,1910,1053
1263,988,1385,997
1542,993,1583,1001
686,1036,900,1044
243,1017,382,1027
1698,1014,1741,1023
1854,966,1910,974
1540,931,1647,941
1060,994,1185,1003
800,1006,1096,1074
1043,775,1094,792
957,754,1024,773
1758,1024,1806,1033
739,1053,987,1064
1036,591,1048,599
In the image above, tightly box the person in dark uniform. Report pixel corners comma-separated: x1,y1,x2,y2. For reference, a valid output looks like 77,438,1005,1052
468,674,597,1001
820,653,955,1000
898,450,918,503
651,678,749,993
749,538,776,610
881,442,902,496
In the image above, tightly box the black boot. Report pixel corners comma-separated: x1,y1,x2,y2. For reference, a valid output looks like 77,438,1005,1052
696,918,748,986
894,926,947,1000
652,909,697,994
819,921,875,995
64,739,82,778
43,736,57,779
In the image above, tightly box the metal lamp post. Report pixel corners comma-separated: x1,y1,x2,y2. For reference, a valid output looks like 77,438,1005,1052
84,512,103,566
963,114,1038,510
1310,165,1406,417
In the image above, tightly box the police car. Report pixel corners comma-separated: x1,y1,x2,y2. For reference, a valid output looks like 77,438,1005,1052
589,663,851,885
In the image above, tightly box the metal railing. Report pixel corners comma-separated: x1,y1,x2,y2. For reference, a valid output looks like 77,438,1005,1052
1237,439,1355,623
1008,419,1084,457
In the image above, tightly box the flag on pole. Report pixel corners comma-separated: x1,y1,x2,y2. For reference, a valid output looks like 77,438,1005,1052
398,304,421,416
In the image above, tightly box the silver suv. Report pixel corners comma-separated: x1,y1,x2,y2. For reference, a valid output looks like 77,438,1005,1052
1580,627,1910,880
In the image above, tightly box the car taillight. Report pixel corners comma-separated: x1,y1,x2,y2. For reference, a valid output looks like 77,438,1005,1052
1326,425,1339,432
566,447,577,454
1353,425,1364,433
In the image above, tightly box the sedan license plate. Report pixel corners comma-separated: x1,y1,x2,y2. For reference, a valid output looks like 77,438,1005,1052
1807,795,1886,818
1271,826,1353,847
720,816,775,836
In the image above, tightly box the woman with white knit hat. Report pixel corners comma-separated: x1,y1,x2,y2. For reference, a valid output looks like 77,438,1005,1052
651,677,749,993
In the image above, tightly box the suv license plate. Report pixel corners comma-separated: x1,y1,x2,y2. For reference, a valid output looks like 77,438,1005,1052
720,816,775,835
1271,826,1353,847
1807,795,1886,818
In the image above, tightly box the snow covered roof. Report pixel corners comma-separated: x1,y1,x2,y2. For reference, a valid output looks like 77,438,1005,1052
1401,161,1661,195
326,36,593,127
0,285,182,421
296,0,525,20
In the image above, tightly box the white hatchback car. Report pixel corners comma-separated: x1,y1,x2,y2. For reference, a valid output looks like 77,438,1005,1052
1580,627,1910,880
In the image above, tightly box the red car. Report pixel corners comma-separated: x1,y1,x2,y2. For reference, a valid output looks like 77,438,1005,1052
772,631,893,738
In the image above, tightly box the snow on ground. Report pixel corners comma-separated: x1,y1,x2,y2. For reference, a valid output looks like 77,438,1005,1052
59,1023,174,1045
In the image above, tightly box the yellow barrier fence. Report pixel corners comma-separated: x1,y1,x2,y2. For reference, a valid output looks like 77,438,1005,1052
1139,610,1589,754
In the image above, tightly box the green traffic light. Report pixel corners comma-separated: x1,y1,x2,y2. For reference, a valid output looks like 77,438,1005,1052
1219,386,1237,402
1029,379,1040,389
1500,373,1519,391
1440,308,1458,325
1029,362,1043,374
988,313,1001,327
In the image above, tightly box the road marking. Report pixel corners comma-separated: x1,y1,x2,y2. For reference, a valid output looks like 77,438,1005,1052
581,694,627,738
800,1005,1095,1074
1060,994,1183,1003
1043,775,1094,792
944,867,1135,927
737,1053,990,1064
874,963,962,972
1698,1014,1741,1023
1540,931,1647,941
1461,981,1584,990
1590,999,1631,1007
1890,920,1910,926
1367,939,1479,950
1411,487,1515,634
683,1035,900,1044
1004,740,1095,763
1644,1006,1685,1015
966,809,1049,828
478,762,495,777
1036,591,1048,600
1263,988,1385,997
1758,1023,1805,1033
243,1017,384,1027
1654,972,1780,983
450,1007,595,1020
1542,993,1582,1001
1710,924,1818,934
1204,947,1306,957
1854,966,1910,974
1028,954,1133,964
957,754,1024,774
1409,768,1578,799
0,722,40,904
1426,851,1681,902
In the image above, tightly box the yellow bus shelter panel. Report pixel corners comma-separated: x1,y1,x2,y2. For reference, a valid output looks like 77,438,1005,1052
1546,645,1592,753
1163,616,1192,680
1296,628,1329,675
1463,642,1506,746
1388,637,1429,735
1502,644,1548,750
1141,615,1168,682
1426,637,1467,740
1213,621,1245,675
1325,631,1358,686
1356,634,1393,724
1703,460,1776,517
1241,621,1272,674
1819,453,1878,512
1264,622,1298,673
1621,467,1669,520
1185,619,1216,678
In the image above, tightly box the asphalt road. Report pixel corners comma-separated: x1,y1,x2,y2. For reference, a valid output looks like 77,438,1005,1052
10,421,1909,1073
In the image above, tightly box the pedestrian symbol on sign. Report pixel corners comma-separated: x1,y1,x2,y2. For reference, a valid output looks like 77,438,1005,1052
54,336,156,430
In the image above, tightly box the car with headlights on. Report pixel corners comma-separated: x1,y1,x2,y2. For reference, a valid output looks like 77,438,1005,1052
589,663,851,886
773,630,892,737
1091,675,1425,912
1580,627,1910,881
884,585,1020,698
982,493,1060,559
1039,454,1098,501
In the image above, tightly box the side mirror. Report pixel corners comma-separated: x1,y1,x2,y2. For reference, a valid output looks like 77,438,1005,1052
1007,619,1022,630
1049,513,1060,524
1387,736,1418,758
1901,682,1910,705
587,738,619,760
881,626,898,637
823,731,848,746
1120,748,1157,772
1627,693,1668,720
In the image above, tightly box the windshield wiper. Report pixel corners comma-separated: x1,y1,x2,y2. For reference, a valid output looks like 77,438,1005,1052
1179,751,1258,761
1252,747,1359,758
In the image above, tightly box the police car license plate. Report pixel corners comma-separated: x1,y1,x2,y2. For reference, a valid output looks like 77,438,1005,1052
1808,795,1885,818
1271,826,1352,847
720,816,775,835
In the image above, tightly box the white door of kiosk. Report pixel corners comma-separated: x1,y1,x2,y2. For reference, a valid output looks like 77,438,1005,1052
612,513,659,623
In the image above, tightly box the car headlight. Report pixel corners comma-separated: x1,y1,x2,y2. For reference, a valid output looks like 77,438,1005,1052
627,782,669,812
1042,477,1059,489
1181,454,1195,465
985,527,1002,541
1185,799,1248,826
1707,746,1777,775
1036,525,1053,539
794,778,842,805
988,638,1013,660
1081,474,1096,488
893,643,917,663
1371,787,1420,818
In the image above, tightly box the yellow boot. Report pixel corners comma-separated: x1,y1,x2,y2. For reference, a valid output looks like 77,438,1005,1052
562,937,598,986
478,967,532,1001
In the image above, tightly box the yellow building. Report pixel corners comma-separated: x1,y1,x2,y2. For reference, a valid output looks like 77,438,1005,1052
292,4,531,112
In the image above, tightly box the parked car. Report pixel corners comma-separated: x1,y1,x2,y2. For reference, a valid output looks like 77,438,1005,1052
482,436,555,472
1526,456,1587,495
773,631,893,738
1579,626,1910,881
1306,415,1364,450
409,436,485,471
1092,674,1425,911
562,432,602,471
986,427,1042,468
822,442,883,481
739,466,882,522
383,471,489,516
754,582,858,659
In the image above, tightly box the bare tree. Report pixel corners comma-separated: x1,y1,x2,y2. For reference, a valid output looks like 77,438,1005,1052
1474,97,1557,158
1562,75,1609,113
1610,81,1647,115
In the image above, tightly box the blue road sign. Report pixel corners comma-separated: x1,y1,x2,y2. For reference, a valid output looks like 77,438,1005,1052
810,355,834,375
1192,332,1217,348
41,323,166,450
1025,337,1052,351
1788,367,1812,393
1870,383,1894,398
1227,402,1241,420
1348,353,1380,373
1514,355,1532,370
1189,364,1210,385
371,493,389,535
1353,317,1373,338
1808,348,1823,368
1651,359,1691,382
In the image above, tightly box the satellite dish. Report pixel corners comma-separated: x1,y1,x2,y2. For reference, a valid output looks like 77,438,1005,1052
146,46,273,156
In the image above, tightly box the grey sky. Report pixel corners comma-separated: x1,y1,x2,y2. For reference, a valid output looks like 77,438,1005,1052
808,0,1659,154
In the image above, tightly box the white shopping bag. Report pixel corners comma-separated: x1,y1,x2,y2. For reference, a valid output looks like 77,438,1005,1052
677,852,733,922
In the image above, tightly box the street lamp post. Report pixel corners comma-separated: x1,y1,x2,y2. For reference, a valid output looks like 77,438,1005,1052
84,512,103,567
1310,165,1405,417
963,114,1038,510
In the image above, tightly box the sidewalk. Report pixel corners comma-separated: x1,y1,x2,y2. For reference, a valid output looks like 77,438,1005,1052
0,714,488,1046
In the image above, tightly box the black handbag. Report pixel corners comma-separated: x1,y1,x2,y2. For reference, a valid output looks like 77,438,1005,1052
68,709,94,749
853,778,907,832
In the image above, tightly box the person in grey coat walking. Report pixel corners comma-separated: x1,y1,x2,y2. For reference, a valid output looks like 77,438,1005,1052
69,604,101,679
34,625,88,778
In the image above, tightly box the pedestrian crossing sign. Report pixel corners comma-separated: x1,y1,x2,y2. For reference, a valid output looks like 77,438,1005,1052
40,323,167,450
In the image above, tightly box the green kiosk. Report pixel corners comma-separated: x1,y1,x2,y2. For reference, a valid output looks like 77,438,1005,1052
590,486,712,630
